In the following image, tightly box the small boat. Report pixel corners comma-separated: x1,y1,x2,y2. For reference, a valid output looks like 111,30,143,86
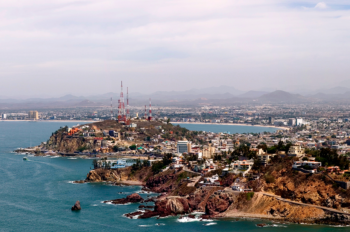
23,157,28,161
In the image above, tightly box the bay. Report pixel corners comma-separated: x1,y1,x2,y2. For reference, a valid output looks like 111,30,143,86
173,123,278,134
0,121,346,231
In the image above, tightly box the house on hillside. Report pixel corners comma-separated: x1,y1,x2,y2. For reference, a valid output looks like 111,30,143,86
288,145,305,157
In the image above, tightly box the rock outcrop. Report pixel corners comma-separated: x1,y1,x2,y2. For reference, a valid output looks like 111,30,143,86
46,131,86,153
146,173,177,193
220,192,326,223
187,187,223,211
205,191,234,216
256,159,349,209
138,197,191,218
71,201,81,211
86,169,122,182
105,193,143,205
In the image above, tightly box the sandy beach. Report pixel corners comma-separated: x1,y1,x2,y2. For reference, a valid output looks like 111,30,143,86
172,121,290,130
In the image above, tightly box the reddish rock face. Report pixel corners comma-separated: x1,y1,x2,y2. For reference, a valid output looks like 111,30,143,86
205,192,233,216
71,201,81,211
106,193,143,205
126,193,143,203
138,197,191,218
146,174,176,193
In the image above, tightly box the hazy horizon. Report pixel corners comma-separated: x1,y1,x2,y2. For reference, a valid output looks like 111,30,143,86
2,0,350,98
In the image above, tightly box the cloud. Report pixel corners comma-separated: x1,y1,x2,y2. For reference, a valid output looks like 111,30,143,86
315,2,328,9
0,0,350,97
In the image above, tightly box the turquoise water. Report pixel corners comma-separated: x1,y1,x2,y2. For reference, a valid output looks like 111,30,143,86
0,121,346,231
174,123,278,134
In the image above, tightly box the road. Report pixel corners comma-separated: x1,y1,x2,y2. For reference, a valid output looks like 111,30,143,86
262,192,350,215
187,176,202,187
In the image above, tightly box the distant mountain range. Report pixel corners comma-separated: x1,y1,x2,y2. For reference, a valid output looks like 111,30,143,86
1,86,350,109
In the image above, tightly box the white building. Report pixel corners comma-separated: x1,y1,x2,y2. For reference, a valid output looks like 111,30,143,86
1,114,6,119
292,161,321,169
296,118,303,126
231,159,254,175
288,145,305,157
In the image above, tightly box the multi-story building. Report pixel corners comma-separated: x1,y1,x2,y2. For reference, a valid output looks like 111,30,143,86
202,144,215,159
288,145,305,157
28,111,39,120
288,118,296,126
177,141,191,154
296,118,303,126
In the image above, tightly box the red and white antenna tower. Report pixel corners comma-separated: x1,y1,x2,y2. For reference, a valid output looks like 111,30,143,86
144,105,147,119
126,87,130,125
148,98,152,121
117,99,121,121
118,81,126,122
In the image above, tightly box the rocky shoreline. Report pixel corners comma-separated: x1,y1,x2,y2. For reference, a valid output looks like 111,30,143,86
76,167,350,226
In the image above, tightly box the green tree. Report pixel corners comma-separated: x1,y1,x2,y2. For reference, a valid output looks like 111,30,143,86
92,159,98,169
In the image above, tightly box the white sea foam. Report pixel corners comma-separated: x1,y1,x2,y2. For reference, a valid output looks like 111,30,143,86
91,204,98,206
122,213,140,220
136,190,153,194
270,224,287,227
67,181,82,184
204,222,217,226
256,224,287,228
68,158,77,160
50,156,60,158
139,225,153,227
191,211,205,215
102,200,132,205
177,216,213,223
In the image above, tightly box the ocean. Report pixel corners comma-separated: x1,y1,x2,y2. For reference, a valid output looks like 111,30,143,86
0,121,347,231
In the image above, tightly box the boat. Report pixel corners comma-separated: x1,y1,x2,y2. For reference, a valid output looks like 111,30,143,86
23,157,28,161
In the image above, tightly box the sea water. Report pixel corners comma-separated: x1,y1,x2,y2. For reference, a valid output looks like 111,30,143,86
173,123,278,134
0,121,346,231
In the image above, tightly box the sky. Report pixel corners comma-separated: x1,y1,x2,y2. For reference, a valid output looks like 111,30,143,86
1,0,350,98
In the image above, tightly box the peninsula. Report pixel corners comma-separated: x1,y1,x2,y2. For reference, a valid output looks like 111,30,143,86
25,118,350,225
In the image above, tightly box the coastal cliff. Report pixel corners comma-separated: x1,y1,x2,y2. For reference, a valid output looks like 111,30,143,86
252,158,350,209
81,167,153,185
84,166,350,225
46,131,85,153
